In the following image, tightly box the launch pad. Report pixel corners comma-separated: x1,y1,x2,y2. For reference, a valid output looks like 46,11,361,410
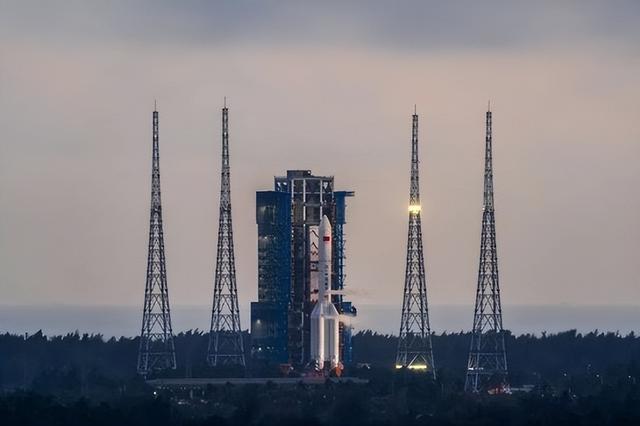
147,377,368,389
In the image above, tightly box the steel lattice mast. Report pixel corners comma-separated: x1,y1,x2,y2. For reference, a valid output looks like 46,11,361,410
396,109,435,377
207,101,246,367
465,105,508,393
137,107,177,376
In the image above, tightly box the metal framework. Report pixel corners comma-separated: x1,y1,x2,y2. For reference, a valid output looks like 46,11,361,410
465,107,509,393
333,191,356,363
396,110,435,377
137,108,177,376
208,102,246,367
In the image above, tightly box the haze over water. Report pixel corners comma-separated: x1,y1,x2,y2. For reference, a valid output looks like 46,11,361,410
1,304,638,338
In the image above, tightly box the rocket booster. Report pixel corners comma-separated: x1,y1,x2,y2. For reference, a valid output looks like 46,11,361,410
310,215,340,369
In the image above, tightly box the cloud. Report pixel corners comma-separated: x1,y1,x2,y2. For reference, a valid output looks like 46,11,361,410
1,1,639,52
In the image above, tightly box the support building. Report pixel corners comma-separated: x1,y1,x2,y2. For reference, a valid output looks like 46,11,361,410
251,170,356,366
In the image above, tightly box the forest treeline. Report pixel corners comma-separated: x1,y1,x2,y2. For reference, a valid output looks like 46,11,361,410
354,329,640,384
2,329,640,425
1,329,639,392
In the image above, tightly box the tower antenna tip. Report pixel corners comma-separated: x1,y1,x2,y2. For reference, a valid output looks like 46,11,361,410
154,99,157,111
224,96,227,108
414,104,417,115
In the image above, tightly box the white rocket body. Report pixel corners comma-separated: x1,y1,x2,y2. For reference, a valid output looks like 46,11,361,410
310,215,340,369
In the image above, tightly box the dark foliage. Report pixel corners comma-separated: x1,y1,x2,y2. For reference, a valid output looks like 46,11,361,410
1,329,640,425
352,329,640,385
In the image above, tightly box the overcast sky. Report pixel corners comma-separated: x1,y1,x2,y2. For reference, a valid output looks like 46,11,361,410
0,2,638,314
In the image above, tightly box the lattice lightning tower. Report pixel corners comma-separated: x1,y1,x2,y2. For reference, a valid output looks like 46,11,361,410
137,107,177,376
207,101,246,367
396,109,435,377
465,105,509,393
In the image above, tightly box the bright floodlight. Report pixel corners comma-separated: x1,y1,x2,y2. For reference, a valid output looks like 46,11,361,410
395,364,429,370
408,365,428,370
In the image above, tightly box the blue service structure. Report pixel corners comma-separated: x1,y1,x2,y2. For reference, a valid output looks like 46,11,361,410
251,170,356,366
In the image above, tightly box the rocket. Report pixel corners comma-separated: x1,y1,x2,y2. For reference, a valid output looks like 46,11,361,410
310,215,340,370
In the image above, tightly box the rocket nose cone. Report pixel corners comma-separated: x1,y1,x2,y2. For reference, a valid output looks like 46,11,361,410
320,215,331,235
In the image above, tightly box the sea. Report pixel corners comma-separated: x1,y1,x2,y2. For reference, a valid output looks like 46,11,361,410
1,304,639,338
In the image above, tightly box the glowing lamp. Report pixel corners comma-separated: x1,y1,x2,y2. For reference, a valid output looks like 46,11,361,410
395,364,429,370
408,365,428,370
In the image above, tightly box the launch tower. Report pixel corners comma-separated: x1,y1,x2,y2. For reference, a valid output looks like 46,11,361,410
396,109,436,376
251,171,356,366
464,106,509,393
207,102,246,367
137,107,177,376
